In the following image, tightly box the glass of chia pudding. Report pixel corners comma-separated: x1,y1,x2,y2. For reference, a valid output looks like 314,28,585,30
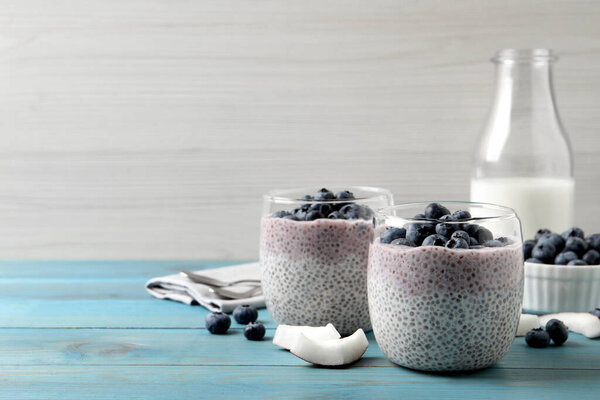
368,202,524,371
260,187,393,335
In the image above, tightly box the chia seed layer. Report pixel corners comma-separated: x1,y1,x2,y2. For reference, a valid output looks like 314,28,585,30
368,240,524,371
260,217,374,335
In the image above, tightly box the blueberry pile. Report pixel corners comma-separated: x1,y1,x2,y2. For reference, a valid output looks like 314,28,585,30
205,304,265,341
380,202,511,250
524,227,600,265
525,319,568,348
271,188,373,221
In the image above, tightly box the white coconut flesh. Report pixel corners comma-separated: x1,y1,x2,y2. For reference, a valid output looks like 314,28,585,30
272,323,341,350
516,314,541,336
290,328,369,366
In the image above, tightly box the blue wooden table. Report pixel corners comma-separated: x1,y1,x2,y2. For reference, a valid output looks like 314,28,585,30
1,260,599,399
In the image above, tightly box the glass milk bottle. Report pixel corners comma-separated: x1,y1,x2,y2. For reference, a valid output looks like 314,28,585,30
471,49,574,240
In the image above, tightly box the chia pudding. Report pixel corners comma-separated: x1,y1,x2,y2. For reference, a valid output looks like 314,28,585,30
368,202,524,371
259,187,392,336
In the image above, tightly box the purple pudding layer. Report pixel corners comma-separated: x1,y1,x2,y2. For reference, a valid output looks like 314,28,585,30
368,240,524,371
260,217,374,335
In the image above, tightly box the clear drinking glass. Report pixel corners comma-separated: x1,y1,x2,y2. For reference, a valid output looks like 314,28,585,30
368,202,524,371
260,186,393,335
471,49,574,240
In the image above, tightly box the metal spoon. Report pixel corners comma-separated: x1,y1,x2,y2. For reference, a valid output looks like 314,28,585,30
179,270,261,288
207,285,263,300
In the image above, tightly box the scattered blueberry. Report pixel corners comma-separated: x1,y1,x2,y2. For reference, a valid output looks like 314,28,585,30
525,328,550,348
537,233,565,253
545,319,568,345
335,190,355,200
535,228,553,241
562,227,585,241
583,249,600,265
244,322,266,341
452,210,472,220
564,237,588,256
233,304,259,324
526,257,544,264
328,211,343,219
424,203,451,219
390,238,414,246
205,312,231,334
590,308,600,318
422,234,448,247
554,251,578,265
568,259,588,266
451,230,470,242
315,188,335,201
446,237,469,249
532,242,556,263
380,227,407,244
523,240,537,260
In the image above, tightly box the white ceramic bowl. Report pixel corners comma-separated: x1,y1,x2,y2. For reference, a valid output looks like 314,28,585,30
523,261,600,313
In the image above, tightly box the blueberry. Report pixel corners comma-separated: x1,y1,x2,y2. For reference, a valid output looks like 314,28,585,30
446,237,469,249
564,237,588,256
469,237,479,246
305,211,324,221
568,259,588,266
583,249,600,265
523,240,536,259
587,234,600,252
497,237,512,245
282,215,299,221
562,227,585,241
424,203,451,219
590,308,600,318
339,204,362,220
335,190,355,200
535,228,553,241
422,234,448,247
554,251,578,265
391,238,414,246
328,211,343,219
525,328,550,348
293,208,307,220
301,195,313,201
414,213,426,220
452,210,472,220
475,226,493,244
244,322,266,341
233,304,258,324
464,224,480,237
451,230,470,242
435,215,457,237
526,258,544,264
315,188,335,201
470,245,485,249
538,233,565,253
272,210,290,218
309,203,332,216
545,319,568,345
532,242,556,263
205,312,231,334
380,227,406,244
484,240,503,248
406,223,435,246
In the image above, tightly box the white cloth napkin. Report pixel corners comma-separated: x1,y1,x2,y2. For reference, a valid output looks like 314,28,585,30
145,262,264,313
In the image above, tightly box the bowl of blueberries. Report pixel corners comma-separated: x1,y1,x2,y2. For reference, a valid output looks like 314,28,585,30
523,227,600,313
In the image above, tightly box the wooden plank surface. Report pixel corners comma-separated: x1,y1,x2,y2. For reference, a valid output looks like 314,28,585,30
0,1,599,259
1,260,599,399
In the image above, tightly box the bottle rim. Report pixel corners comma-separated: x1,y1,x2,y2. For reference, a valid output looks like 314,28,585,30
492,48,558,63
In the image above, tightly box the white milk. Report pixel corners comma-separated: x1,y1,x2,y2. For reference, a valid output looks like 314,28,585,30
470,177,574,240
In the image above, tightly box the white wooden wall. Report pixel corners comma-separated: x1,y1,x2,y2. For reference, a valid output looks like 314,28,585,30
0,0,598,260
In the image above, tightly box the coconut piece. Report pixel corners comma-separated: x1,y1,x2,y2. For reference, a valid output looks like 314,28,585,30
516,314,541,336
290,328,368,366
272,323,340,350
